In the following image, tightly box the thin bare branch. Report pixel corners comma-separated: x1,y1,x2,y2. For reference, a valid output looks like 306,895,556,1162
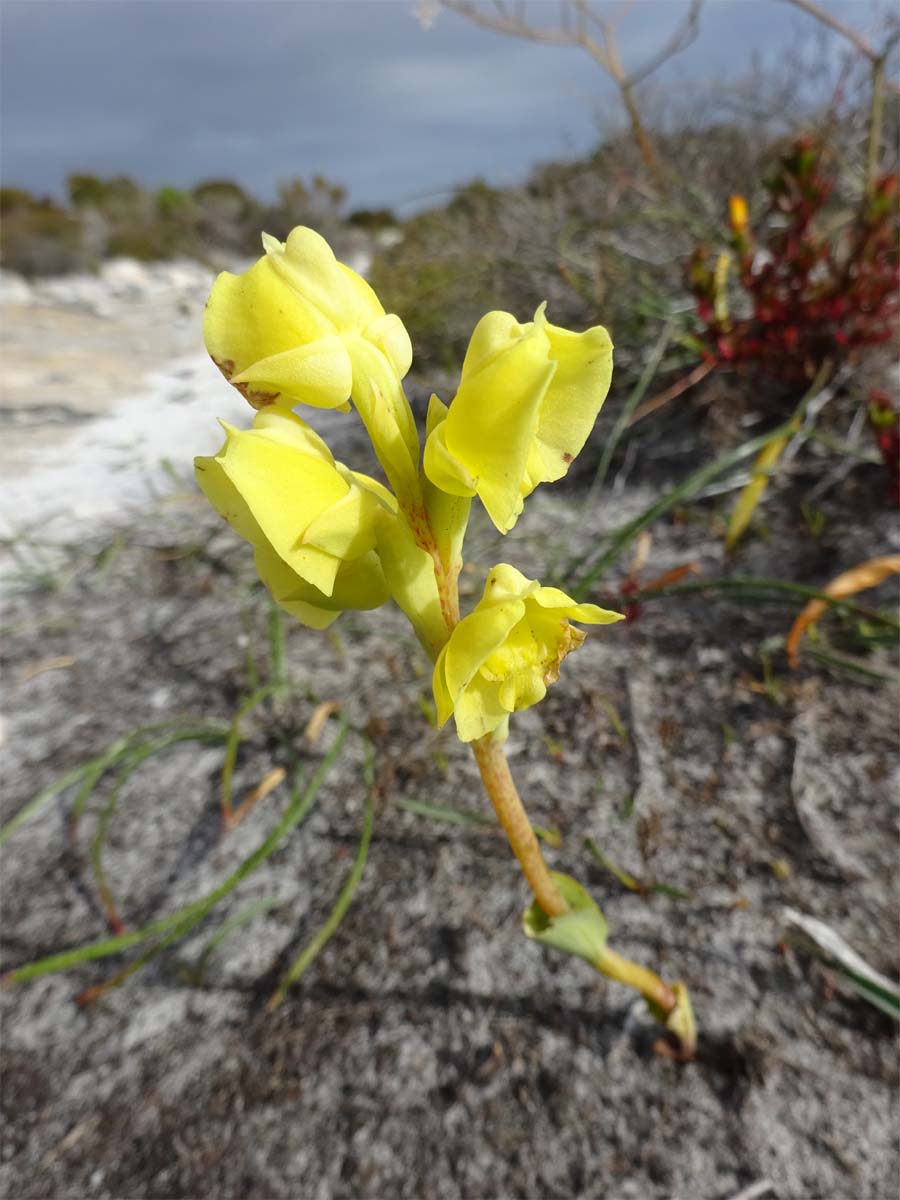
440,1,706,89
625,0,704,87
438,1,708,186
777,0,900,94
439,0,614,70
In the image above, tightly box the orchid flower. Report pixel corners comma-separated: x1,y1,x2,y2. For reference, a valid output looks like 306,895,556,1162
196,227,695,1058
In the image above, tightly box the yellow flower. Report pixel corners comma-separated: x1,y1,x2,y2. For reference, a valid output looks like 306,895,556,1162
423,306,612,533
432,564,622,742
194,408,391,628
204,225,412,412
728,194,749,235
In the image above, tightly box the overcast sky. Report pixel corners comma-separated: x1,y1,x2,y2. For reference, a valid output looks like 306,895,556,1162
0,0,892,212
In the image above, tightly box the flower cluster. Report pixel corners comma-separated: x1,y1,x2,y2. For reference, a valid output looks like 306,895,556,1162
195,227,697,1056
688,137,899,382
196,227,620,742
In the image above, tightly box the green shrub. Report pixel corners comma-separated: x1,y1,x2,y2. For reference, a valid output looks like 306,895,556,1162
348,208,397,232
68,174,142,215
0,202,86,276
0,187,38,216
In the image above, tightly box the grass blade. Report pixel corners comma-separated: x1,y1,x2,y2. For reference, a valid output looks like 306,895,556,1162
396,796,561,845
221,684,290,824
725,361,831,551
3,720,349,991
630,576,900,631
181,897,281,984
268,740,375,1008
569,422,796,596
802,646,897,683
584,836,691,900
570,364,836,597
0,761,93,849
725,429,792,551
588,320,674,499
783,907,900,1020
396,796,495,828
584,836,642,891
268,598,287,686
89,726,230,932
0,719,228,848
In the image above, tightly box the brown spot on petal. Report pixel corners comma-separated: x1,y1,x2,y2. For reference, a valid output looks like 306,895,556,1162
542,623,585,687
211,355,280,408
562,452,573,464
212,356,236,380
233,380,280,409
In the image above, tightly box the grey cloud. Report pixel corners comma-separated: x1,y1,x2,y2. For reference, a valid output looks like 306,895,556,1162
0,0,890,210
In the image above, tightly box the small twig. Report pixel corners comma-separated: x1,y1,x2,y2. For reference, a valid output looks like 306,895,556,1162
588,319,674,499
627,359,716,427
805,406,868,502
624,0,703,87
777,0,900,95
438,0,703,185
726,1181,774,1200
225,766,286,831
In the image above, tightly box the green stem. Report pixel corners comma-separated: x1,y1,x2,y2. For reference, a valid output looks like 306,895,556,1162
866,56,886,199
596,945,675,1013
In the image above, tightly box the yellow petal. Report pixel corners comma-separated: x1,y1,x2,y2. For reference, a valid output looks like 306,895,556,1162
442,600,525,699
422,394,472,581
432,645,455,726
204,256,334,406
209,421,347,594
460,309,525,376
336,259,389,330
452,674,511,742
265,596,341,630
342,466,398,513
264,227,383,332
481,563,538,604
440,320,555,532
252,408,335,462
301,481,381,560
532,585,624,625
194,445,265,546
364,313,413,380
498,669,547,714
425,393,449,439
256,544,388,628
347,337,421,506
230,335,353,410
327,552,390,611
422,422,477,498
525,321,613,491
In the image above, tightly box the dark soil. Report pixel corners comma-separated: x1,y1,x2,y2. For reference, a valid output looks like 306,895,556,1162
1,390,898,1200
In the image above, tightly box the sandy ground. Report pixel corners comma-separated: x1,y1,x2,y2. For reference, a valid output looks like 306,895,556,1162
1,274,898,1199
0,262,238,529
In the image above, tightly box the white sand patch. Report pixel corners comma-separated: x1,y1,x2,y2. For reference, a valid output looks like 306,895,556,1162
0,352,248,535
